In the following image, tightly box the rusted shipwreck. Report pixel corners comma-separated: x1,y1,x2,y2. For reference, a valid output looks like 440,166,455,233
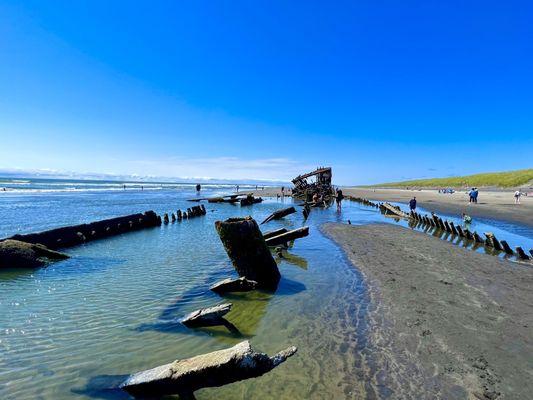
292,166,334,201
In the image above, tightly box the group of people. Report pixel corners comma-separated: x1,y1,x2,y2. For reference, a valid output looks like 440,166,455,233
468,188,479,203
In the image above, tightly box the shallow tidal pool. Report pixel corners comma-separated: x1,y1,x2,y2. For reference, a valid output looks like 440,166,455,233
1,188,531,399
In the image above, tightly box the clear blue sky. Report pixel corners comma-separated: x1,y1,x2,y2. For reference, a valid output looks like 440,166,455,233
0,1,531,184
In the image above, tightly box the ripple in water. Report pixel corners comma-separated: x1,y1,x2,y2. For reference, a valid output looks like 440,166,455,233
1,190,530,399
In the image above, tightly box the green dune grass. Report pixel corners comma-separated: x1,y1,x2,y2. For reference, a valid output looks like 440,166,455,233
369,169,533,189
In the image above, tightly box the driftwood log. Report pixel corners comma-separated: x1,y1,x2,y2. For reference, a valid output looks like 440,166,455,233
181,303,232,328
240,195,263,206
120,341,297,398
262,228,288,240
215,217,280,289
260,207,296,224
265,227,309,247
380,203,409,218
210,277,258,294
2,211,161,250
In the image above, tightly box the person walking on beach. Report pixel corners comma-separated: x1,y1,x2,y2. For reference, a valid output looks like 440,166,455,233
409,196,417,211
473,188,479,203
468,188,475,203
196,184,201,192
336,189,344,212
281,186,285,197
236,185,239,193
514,190,522,204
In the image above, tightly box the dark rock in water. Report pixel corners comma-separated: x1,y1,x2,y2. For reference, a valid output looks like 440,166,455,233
119,340,297,398
0,239,69,269
181,303,232,327
210,277,258,293
215,217,280,289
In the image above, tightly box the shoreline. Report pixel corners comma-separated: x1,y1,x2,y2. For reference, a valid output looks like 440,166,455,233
250,186,533,229
324,223,533,399
342,187,533,228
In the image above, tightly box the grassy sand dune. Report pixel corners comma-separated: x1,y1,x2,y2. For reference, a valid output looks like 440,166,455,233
370,169,533,189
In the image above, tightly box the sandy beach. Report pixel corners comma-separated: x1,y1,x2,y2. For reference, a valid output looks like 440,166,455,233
324,223,533,400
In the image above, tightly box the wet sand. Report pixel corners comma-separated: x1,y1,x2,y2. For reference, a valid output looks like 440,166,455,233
324,223,533,400
343,188,533,228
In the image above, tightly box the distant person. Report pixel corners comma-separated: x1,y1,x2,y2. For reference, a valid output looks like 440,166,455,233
281,186,285,197
514,190,522,204
236,185,239,193
123,184,126,190
141,185,143,191
468,188,474,203
196,184,201,192
409,197,417,211
473,188,479,203
336,189,344,212
462,213,472,224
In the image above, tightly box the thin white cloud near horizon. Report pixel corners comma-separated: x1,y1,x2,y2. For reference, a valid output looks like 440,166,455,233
0,156,314,183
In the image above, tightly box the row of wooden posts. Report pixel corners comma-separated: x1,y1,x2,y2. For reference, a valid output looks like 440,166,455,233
409,210,531,260
347,197,532,262
345,196,380,208
163,204,207,224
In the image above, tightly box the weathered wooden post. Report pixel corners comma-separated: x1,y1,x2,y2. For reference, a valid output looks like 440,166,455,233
449,221,459,236
163,213,169,224
500,240,514,255
473,231,484,243
515,247,530,260
215,217,281,289
171,213,176,223
485,233,502,251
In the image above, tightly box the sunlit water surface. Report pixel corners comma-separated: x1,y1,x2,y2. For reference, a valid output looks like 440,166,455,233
0,187,531,400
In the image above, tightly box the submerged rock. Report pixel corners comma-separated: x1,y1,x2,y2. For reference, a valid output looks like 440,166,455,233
120,340,297,398
210,277,258,293
181,303,232,327
0,239,69,268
